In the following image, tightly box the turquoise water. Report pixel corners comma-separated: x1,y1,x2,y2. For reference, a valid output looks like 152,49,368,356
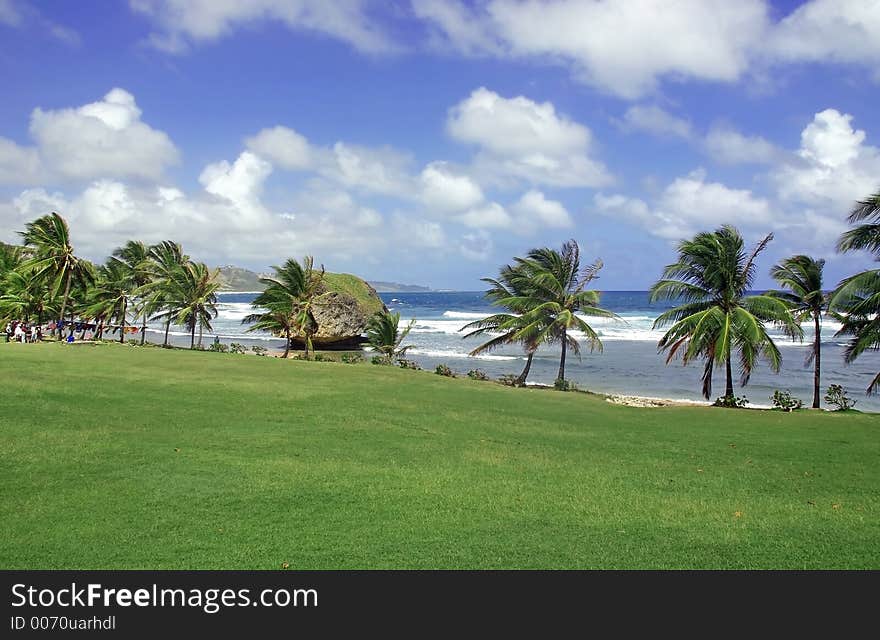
146,291,880,412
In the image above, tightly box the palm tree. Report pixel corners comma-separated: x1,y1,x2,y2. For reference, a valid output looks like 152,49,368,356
366,310,415,362
144,241,189,347
249,257,326,359
0,268,57,325
0,242,25,281
83,260,133,344
168,261,220,349
505,240,617,384
830,191,880,393
651,226,802,401
20,212,93,338
243,309,296,358
112,241,152,345
461,263,547,386
770,256,827,408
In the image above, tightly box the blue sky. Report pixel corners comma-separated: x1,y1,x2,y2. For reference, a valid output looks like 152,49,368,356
1,0,879,290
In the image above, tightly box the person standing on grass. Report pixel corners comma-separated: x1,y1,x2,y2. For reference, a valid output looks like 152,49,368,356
14,323,24,343
5,322,11,342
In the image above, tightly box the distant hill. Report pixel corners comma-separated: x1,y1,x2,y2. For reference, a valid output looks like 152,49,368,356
215,266,267,292
368,281,432,293
215,266,430,293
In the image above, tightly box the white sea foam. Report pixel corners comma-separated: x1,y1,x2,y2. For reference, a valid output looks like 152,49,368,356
441,311,491,319
407,348,520,361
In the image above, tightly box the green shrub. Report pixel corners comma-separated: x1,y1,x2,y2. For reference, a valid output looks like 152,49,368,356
229,343,247,355
771,390,803,412
467,369,489,381
434,364,454,377
340,353,363,364
398,358,420,370
312,353,335,363
251,345,268,356
713,394,749,408
497,374,520,387
554,379,578,392
824,384,856,411
371,354,391,366
208,342,228,353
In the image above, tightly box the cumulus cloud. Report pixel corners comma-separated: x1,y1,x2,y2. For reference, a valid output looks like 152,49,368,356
130,0,393,54
245,126,313,171
768,0,880,69
704,125,780,165
20,88,179,182
618,105,692,139
417,0,768,98
447,87,611,188
774,108,880,209
0,137,42,185
419,161,484,212
510,190,572,229
595,169,771,240
456,202,512,229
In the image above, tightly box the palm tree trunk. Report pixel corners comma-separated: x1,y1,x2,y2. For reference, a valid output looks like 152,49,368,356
515,351,534,387
58,271,72,339
198,317,203,348
557,328,567,383
119,298,127,344
725,357,734,398
304,333,311,360
140,314,146,346
283,328,290,358
163,317,171,347
190,319,195,349
813,312,821,409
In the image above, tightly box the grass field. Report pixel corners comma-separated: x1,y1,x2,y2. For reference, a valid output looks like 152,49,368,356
1,342,878,569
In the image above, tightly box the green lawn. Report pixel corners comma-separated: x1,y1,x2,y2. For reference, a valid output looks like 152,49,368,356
1,342,878,569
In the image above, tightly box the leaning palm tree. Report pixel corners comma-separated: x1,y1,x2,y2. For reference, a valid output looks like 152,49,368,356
19,212,93,338
143,241,189,347
243,309,297,358
651,226,802,401
0,267,57,325
770,256,827,408
830,190,880,393
461,262,547,386
366,310,415,363
169,261,220,349
507,241,617,384
83,259,134,344
112,241,153,345
249,257,326,359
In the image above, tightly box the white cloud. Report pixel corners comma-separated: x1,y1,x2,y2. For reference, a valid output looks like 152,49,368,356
28,88,179,182
619,105,692,139
595,168,771,240
704,125,779,165
510,190,572,228
458,229,493,261
419,161,484,212
774,108,880,209
447,87,611,188
244,126,312,171
130,0,393,54
456,202,512,229
768,0,880,68
412,0,503,56
0,137,42,185
198,151,273,227
418,0,768,99
318,142,414,196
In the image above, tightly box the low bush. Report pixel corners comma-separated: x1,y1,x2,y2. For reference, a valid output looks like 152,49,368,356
340,353,363,364
824,384,856,411
467,369,489,381
398,358,420,370
771,390,802,412
371,354,391,366
554,379,578,392
434,364,454,377
251,346,268,356
497,374,520,387
229,343,247,355
208,342,228,353
713,394,749,408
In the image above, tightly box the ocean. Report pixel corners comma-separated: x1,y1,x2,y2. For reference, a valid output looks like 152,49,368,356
146,290,880,412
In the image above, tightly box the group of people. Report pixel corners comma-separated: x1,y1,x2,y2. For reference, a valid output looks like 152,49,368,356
5,321,42,343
